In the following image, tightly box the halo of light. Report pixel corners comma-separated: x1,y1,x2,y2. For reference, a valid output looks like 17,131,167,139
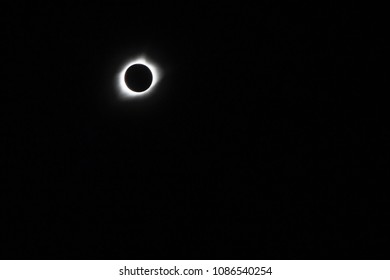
117,56,161,98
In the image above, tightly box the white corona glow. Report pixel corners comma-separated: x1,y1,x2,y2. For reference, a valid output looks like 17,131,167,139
117,56,161,98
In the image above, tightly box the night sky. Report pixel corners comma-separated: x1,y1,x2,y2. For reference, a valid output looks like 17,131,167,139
1,2,386,259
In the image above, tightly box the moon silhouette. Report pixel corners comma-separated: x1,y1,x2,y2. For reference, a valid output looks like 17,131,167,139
118,56,161,98
124,64,153,92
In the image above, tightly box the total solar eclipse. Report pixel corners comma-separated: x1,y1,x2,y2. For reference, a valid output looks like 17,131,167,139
124,64,153,92
118,56,161,98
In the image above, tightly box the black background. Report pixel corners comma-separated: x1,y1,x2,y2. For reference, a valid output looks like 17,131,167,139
1,2,387,259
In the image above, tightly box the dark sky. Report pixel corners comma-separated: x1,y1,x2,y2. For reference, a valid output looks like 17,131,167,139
1,2,386,259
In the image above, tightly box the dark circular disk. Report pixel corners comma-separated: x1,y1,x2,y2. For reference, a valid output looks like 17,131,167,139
124,64,153,92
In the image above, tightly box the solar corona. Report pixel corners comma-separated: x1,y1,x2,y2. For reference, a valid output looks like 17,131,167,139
117,56,161,98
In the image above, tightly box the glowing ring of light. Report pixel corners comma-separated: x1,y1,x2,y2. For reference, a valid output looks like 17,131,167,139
118,56,161,98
